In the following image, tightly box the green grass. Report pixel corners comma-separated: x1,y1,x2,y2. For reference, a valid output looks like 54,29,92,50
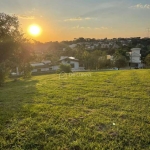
0,70,150,150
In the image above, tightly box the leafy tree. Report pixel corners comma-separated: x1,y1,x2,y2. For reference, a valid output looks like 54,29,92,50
98,56,112,69
46,42,67,63
0,13,32,84
0,62,9,86
113,53,128,69
82,51,90,69
22,63,33,78
145,54,150,67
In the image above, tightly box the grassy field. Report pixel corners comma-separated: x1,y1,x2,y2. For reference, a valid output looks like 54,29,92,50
0,70,150,150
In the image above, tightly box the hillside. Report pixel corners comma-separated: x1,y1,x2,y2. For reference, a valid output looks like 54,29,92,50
0,70,150,149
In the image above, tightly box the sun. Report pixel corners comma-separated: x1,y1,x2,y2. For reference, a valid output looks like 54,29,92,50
28,24,41,36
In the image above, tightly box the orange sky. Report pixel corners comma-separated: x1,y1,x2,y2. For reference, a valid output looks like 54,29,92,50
6,0,149,42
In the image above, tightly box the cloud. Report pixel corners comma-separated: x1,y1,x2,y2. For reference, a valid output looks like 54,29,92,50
64,17,96,22
101,27,108,30
16,8,41,20
64,17,83,21
72,25,91,29
85,17,92,20
17,15,35,19
87,27,91,29
72,26,109,30
130,3,150,9
95,27,108,30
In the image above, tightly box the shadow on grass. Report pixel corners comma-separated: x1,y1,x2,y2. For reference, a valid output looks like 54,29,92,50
0,78,39,130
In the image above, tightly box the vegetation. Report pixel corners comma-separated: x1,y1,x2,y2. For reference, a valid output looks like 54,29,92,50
0,13,33,85
113,51,128,69
0,70,150,149
59,63,72,73
0,63,9,86
145,54,150,67
43,38,150,70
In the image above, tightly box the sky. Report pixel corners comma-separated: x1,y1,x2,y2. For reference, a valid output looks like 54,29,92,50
0,0,150,42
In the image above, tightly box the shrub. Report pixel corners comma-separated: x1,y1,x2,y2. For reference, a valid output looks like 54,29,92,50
0,63,9,86
22,63,33,78
59,63,72,73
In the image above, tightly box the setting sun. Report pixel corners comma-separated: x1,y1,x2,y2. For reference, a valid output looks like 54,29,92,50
28,24,41,36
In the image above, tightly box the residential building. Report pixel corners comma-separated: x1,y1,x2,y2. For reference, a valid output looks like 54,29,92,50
52,56,84,71
129,48,143,68
31,60,51,73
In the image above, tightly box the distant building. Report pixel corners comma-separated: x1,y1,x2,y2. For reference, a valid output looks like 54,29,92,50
52,56,84,71
101,43,111,49
69,44,77,49
31,60,51,73
128,48,143,68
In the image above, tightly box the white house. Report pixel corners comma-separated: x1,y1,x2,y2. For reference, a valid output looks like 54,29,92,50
52,56,84,71
129,48,143,68
30,60,51,73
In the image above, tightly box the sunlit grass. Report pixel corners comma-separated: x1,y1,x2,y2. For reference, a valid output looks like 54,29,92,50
0,70,150,149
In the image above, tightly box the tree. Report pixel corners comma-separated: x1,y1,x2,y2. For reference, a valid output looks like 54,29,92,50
0,62,9,86
113,54,128,69
82,51,90,69
0,13,32,85
145,54,150,67
98,56,112,69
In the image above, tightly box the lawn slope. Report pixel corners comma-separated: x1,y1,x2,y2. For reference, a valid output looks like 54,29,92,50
0,70,150,150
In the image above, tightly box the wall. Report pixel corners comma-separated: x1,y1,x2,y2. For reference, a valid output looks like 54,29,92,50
52,65,59,70
32,69,38,73
41,68,49,72
130,48,141,63
32,68,49,73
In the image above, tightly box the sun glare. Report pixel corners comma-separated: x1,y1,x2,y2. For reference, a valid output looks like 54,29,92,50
28,24,41,36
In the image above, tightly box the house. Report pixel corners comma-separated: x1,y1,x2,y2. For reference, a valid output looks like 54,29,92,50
101,43,112,49
52,56,84,71
30,60,51,73
128,48,143,68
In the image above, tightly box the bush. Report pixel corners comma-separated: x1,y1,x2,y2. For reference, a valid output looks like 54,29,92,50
145,54,150,67
22,63,33,78
0,63,9,86
59,64,72,73
0,68,5,86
